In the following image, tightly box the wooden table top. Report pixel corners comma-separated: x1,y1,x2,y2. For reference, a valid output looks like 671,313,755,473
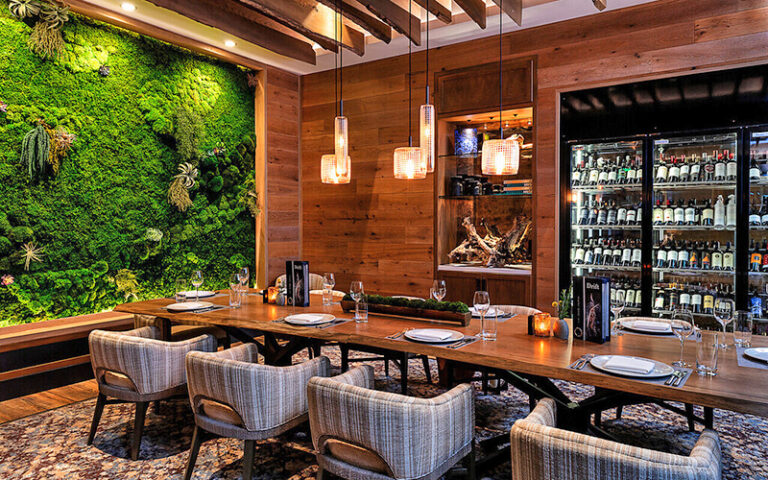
115,293,768,418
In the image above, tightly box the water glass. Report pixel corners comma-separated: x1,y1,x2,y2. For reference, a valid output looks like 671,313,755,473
323,273,336,306
474,291,495,341
356,299,368,323
734,310,753,348
431,280,447,302
229,274,242,309
610,298,625,337
350,281,364,318
696,329,720,376
175,279,188,303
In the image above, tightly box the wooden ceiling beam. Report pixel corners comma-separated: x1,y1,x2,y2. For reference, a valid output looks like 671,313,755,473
593,0,607,11
109,0,314,64
356,0,421,45
490,0,522,26
235,0,366,56
412,0,452,23
315,0,392,43
453,0,486,29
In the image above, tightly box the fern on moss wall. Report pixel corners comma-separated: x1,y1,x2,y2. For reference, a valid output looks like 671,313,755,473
0,2,257,326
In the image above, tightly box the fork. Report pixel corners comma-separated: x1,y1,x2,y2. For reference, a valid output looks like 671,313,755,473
386,328,411,340
672,370,687,387
665,369,685,386
570,354,595,370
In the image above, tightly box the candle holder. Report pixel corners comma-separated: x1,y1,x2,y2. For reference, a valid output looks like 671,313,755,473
266,286,279,304
533,313,552,337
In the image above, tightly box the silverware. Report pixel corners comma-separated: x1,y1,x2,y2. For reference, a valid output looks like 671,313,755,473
665,370,686,386
672,370,687,387
386,328,410,340
570,354,595,370
447,337,478,349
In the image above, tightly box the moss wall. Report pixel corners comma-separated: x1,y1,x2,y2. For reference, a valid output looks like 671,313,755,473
0,4,256,326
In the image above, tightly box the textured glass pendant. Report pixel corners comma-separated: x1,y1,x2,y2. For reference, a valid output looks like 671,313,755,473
419,103,435,172
481,138,519,175
334,115,349,171
321,154,350,184
393,147,426,179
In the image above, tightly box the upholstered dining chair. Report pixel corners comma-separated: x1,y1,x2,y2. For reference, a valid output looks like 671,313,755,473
134,314,231,348
275,272,325,291
183,343,330,480
307,365,476,480
87,326,217,460
510,398,722,480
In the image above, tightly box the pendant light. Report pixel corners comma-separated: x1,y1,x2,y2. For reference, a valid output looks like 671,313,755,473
322,0,351,184
394,0,425,180
419,0,435,173
481,0,519,176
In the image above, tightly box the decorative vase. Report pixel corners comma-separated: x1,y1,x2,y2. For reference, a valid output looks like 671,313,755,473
553,317,570,340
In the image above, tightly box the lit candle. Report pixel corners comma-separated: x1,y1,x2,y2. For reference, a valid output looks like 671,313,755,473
267,286,279,304
533,313,552,337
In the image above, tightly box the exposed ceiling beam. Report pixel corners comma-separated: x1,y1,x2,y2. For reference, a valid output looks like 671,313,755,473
412,0,452,23
144,0,316,63
593,0,607,11
235,0,366,56
356,0,421,45
315,0,392,43
490,0,522,26
453,0,486,29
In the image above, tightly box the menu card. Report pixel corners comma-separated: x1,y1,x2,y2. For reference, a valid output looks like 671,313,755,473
573,276,610,344
285,260,310,307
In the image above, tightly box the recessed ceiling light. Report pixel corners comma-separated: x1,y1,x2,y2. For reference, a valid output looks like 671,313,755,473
121,2,136,12
224,40,236,48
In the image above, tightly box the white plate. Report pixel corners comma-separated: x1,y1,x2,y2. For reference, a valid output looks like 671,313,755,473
284,313,336,326
470,306,508,318
589,355,675,379
619,318,673,334
404,328,464,343
744,347,768,363
179,290,216,298
166,301,213,312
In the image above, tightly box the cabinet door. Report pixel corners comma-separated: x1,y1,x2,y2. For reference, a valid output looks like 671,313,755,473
484,276,531,306
438,273,482,304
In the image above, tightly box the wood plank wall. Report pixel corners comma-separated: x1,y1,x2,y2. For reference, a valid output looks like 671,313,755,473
300,0,768,310
266,67,301,283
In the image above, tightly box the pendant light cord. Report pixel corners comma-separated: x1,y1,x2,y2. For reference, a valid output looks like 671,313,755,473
499,0,503,138
425,0,429,102
334,0,338,118
408,0,412,146
339,0,343,117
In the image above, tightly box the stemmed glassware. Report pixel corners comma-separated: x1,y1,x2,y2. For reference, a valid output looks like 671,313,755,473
190,270,203,302
671,309,695,368
430,280,447,302
350,281,364,320
474,290,494,341
713,297,734,349
323,273,336,305
610,297,625,337
238,266,250,292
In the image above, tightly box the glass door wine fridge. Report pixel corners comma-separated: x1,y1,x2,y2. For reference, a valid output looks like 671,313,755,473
747,129,768,335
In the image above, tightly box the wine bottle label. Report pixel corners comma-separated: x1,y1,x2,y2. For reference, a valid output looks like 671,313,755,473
752,252,763,267
626,210,636,223
715,163,726,178
607,210,617,224
727,162,737,178
627,169,636,181
668,166,680,179
712,252,723,268
657,249,667,261
597,211,607,224
656,165,668,180
667,250,678,262
574,248,585,262
631,248,642,263
685,207,696,224
663,208,674,223
762,214,768,225
597,157,604,167
584,250,594,264
607,170,617,182
689,251,698,267
702,208,714,222
621,249,632,263
680,164,690,178
703,295,714,310
588,170,599,183
690,164,701,179
680,293,691,305
691,293,702,306
625,290,634,305
674,208,685,223
598,171,608,184
617,208,627,222
654,296,665,309
702,253,711,267
678,250,689,263
762,252,768,267
636,208,642,222
750,167,761,179
723,252,734,269
750,214,762,224
653,208,663,223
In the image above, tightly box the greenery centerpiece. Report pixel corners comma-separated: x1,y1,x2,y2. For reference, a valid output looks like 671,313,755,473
341,294,471,326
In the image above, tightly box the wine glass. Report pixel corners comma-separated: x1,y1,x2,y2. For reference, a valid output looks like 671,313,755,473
474,291,494,340
431,280,447,302
190,270,203,302
713,297,734,349
350,281,364,319
610,297,625,337
238,266,250,291
671,309,694,367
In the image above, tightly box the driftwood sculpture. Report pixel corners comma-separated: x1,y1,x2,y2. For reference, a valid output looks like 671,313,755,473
448,216,532,267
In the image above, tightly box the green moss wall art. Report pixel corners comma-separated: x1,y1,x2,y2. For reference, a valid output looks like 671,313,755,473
0,1,258,326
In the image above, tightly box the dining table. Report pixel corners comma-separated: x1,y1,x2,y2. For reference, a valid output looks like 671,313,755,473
114,292,768,445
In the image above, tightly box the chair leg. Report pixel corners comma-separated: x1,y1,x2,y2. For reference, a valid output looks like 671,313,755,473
465,444,476,480
704,407,714,430
685,403,696,432
243,439,256,480
384,357,390,377
316,466,326,480
87,393,107,445
131,401,148,460
529,396,536,412
400,352,408,394
594,411,602,427
183,425,203,480
616,405,623,419
421,356,432,384
221,335,231,349
340,345,349,372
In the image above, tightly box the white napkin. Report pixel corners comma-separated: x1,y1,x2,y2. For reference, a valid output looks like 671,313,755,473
604,356,655,374
286,314,326,324
632,320,671,332
409,330,454,341
470,307,500,317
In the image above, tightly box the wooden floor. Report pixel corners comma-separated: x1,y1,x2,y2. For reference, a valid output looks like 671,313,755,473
0,380,98,424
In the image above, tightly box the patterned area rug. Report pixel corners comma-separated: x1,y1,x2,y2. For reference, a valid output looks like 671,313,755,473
0,346,766,480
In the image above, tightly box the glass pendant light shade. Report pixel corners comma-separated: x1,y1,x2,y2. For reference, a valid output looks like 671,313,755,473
393,147,426,179
481,137,520,175
321,154,351,184
419,103,435,172
334,115,349,172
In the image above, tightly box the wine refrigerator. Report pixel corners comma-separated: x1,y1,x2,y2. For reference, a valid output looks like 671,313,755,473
561,128,768,332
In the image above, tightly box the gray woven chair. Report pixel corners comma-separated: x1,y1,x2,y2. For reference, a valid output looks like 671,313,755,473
183,343,331,480
308,365,476,480
134,313,231,348
510,398,722,480
87,326,217,460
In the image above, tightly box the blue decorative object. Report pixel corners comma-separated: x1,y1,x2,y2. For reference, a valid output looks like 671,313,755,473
454,127,477,156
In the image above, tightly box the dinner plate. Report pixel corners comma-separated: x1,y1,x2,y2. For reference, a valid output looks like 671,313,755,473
589,355,675,379
166,301,213,312
179,290,216,298
619,318,673,335
743,347,768,363
404,328,464,343
284,313,336,326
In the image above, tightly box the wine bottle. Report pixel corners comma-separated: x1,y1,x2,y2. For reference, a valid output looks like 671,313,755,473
655,157,668,183
713,194,725,228
621,240,632,266
655,241,667,268
711,241,723,271
750,195,762,226
726,194,736,227
762,240,768,272
703,286,715,315
680,287,691,310
574,243,585,264
612,241,622,266
588,166,599,185
669,286,680,311
750,158,762,180
678,240,690,269
606,200,617,225
578,201,590,225
689,241,700,269
635,203,643,224
626,158,636,183
663,199,674,225
596,201,607,225
652,199,663,225
726,152,737,181
685,199,697,225
631,240,642,267
690,154,701,183
584,239,594,265
597,165,609,185
704,153,715,182
723,242,735,271
654,289,666,311
625,205,636,225
594,239,604,265
674,199,685,225
714,152,726,182
691,286,703,314
751,239,763,272
588,201,598,225
679,155,690,182
668,156,680,182
701,199,714,226
762,195,768,226
666,241,679,269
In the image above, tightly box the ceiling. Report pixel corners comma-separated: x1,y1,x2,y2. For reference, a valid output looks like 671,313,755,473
77,0,660,75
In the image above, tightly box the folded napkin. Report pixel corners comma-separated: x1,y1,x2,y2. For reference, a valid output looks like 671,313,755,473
286,314,327,324
632,320,671,332
470,307,502,317
604,356,655,374
409,330,454,341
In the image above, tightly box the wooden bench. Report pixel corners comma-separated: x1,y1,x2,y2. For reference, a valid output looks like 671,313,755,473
0,312,133,402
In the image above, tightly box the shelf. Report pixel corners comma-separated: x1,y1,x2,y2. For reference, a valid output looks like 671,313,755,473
437,264,532,276
654,182,736,190
655,268,734,276
572,224,640,231
749,271,768,276
439,194,531,199
750,226,768,231
572,264,641,273
571,184,641,194
653,225,735,231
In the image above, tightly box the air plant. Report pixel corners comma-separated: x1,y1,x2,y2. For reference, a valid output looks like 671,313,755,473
40,0,68,29
174,162,198,188
28,20,64,58
46,126,74,174
168,177,193,212
19,242,43,271
9,0,40,19
20,124,51,180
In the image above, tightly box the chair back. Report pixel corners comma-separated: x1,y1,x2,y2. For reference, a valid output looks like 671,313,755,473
496,305,542,317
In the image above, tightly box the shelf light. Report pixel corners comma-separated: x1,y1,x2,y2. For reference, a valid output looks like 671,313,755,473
224,39,236,48
121,2,136,12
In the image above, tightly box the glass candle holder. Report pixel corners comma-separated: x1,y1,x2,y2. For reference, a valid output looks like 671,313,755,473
533,313,552,337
